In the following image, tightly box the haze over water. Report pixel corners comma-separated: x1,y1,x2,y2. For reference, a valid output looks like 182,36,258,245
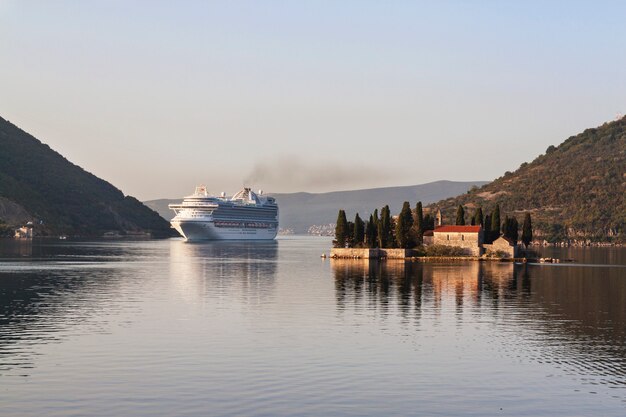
0,237,624,416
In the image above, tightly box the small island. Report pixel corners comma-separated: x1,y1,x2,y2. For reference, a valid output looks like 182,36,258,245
329,202,536,262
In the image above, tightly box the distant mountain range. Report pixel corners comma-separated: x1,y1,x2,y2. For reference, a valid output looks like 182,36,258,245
145,180,487,234
0,116,172,237
429,116,626,243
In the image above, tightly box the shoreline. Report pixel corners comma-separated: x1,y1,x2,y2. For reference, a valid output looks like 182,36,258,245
327,248,573,263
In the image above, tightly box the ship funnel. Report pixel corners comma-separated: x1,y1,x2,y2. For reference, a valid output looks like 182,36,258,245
258,189,263,195
220,191,226,198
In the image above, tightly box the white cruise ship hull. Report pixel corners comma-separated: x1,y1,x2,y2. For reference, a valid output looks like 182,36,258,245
171,220,278,241
169,187,279,242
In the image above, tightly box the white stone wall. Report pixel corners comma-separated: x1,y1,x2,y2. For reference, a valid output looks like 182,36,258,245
383,249,414,259
330,248,379,258
330,248,415,259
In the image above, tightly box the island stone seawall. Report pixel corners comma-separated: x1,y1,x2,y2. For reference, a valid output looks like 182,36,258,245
330,248,414,259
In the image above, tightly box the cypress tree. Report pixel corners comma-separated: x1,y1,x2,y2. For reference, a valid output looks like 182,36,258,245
509,217,519,244
365,220,372,247
353,213,365,247
474,207,484,227
395,201,413,248
415,202,423,231
455,205,465,225
501,216,519,243
346,221,355,247
378,205,393,248
377,207,385,248
334,209,348,248
501,215,509,236
369,209,379,248
423,213,435,231
484,214,492,243
522,213,533,248
366,214,377,248
491,204,501,241
413,201,424,243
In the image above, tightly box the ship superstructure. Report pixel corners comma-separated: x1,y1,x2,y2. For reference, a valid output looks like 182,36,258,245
169,186,278,241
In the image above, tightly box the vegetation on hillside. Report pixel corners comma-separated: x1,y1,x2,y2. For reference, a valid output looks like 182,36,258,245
0,116,173,237
429,117,626,243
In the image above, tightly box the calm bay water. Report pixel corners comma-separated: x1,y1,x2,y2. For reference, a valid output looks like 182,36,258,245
0,237,624,416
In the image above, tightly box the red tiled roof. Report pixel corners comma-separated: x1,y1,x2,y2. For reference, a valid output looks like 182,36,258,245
423,230,434,236
434,225,482,233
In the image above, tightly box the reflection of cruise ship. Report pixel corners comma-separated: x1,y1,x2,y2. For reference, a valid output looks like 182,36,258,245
169,186,278,241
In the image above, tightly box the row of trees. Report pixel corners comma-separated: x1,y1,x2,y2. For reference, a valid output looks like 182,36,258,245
334,202,429,249
334,202,534,249
453,203,533,247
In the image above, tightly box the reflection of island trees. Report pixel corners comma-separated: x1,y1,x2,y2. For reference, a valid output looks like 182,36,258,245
333,260,520,317
333,259,626,386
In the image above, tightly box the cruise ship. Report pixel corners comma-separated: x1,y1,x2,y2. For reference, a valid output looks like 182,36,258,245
169,186,279,241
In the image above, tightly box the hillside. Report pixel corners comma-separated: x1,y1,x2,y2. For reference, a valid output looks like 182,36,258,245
146,180,486,234
430,117,626,243
0,116,173,237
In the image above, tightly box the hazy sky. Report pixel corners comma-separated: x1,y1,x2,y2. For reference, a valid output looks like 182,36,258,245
1,1,625,200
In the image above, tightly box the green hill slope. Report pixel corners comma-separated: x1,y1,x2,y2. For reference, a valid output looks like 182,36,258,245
0,116,172,237
430,117,626,243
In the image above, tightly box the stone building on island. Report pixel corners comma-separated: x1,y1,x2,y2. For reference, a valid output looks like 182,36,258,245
482,236,519,258
426,215,519,258
432,225,484,256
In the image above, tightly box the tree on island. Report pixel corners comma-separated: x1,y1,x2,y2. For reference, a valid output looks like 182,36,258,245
423,213,435,231
484,214,492,243
353,213,365,247
333,209,348,248
473,207,483,227
511,216,519,242
489,204,501,243
395,201,414,248
412,201,424,244
365,214,378,248
347,221,355,247
378,205,394,248
522,213,533,248
455,205,465,225
502,216,519,243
